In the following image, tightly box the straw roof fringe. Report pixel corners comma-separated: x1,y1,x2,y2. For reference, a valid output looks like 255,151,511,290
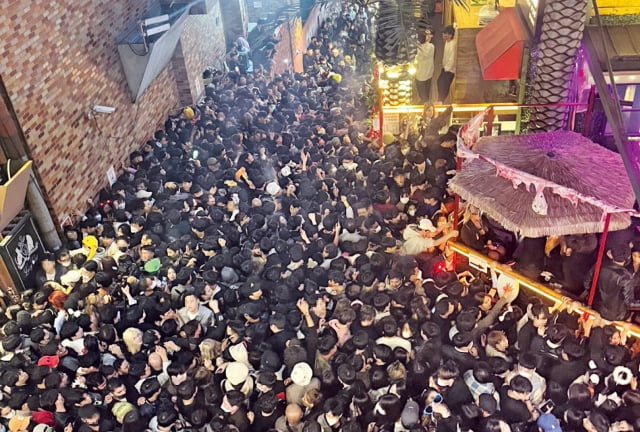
450,131,634,238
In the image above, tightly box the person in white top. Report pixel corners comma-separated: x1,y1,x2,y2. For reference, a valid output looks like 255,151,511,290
437,25,457,103
414,29,435,103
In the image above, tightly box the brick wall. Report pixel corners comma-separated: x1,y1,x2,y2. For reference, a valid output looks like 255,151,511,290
220,0,248,49
176,3,227,105
245,0,298,25
0,0,225,224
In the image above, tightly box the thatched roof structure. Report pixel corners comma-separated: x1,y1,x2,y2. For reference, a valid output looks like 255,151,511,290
449,131,635,237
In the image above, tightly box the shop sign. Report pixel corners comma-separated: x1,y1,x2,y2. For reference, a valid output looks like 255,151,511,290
0,214,46,292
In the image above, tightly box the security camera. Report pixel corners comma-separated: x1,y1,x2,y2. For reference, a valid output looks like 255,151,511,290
90,105,116,114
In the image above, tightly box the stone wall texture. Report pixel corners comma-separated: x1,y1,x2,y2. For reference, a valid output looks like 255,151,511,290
0,0,225,224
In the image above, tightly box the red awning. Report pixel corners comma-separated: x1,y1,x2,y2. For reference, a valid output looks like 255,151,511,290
475,8,528,81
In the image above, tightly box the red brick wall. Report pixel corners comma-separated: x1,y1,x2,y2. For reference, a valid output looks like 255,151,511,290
0,0,225,224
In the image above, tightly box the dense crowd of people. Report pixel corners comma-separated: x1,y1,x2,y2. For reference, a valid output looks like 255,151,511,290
2,3,640,432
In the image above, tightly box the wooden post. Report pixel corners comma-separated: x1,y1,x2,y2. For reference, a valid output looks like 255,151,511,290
588,212,611,306
582,86,596,137
485,106,495,136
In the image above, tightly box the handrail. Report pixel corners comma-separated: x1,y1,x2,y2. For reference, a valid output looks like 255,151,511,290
381,102,588,115
448,241,640,338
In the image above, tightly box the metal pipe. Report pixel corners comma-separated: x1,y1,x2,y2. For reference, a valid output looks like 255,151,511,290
588,212,611,306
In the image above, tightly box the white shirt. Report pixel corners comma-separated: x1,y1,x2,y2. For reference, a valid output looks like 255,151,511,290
376,335,412,353
415,42,435,81
443,39,457,74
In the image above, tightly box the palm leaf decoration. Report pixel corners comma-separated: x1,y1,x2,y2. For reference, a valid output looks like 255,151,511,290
452,0,471,11
373,0,470,65
374,0,424,64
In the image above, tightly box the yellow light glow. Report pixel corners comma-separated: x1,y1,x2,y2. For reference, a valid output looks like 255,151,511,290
407,66,416,75
381,103,520,114
448,242,640,338
386,71,400,79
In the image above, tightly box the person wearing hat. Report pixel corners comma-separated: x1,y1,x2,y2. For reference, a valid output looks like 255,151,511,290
223,362,254,397
400,217,458,255
286,362,320,405
143,258,161,276
537,413,561,432
70,235,99,261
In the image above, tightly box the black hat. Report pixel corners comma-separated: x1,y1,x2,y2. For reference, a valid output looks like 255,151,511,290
42,252,56,262
610,244,630,263
239,282,260,298
274,285,293,304
260,350,282,371
239,301,264,319
407,151,425,165
157,410,178,428
264,266,282,282
191,218,208,232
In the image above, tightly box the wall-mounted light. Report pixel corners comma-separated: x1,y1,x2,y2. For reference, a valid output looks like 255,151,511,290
90,105,116,114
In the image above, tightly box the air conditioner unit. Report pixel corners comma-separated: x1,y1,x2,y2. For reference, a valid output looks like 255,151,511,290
117,7,189,102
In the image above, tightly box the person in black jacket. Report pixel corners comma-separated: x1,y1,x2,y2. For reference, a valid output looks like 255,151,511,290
584,244,634,321
34,252,66,290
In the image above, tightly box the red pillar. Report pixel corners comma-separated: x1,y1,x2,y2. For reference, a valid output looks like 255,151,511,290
588,212,612,306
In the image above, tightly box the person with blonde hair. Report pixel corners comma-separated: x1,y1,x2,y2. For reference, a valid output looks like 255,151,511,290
122,327,143,356
387,360,407,382
199,338,223,371
301,387,323,418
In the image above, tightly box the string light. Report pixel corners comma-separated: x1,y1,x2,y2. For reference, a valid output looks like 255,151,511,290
448,241,640,338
